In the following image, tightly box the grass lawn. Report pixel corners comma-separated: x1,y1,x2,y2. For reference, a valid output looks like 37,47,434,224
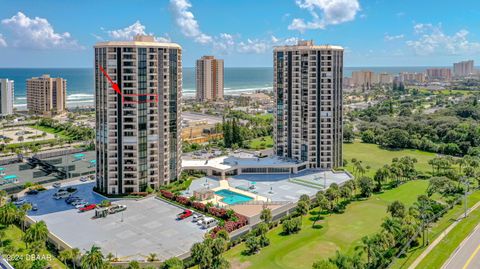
343,141,437,177
225,180,429,269
0,224,66,269
389,191,480,269
30,125,72,140
245,136,273,150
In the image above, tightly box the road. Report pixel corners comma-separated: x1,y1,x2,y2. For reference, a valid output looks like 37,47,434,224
443,224,480,269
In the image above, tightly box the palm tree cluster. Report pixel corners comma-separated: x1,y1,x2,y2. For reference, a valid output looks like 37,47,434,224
312,195,446,269
37,118,95,142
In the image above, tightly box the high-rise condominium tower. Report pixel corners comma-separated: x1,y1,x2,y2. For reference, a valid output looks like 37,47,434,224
94,35,182,195
0,79,14,116
453,60,474,77
26,75,66,116
273,40,343,169
196,56,224,101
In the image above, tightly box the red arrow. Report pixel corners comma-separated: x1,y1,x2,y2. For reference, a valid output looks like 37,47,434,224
99,66,121,95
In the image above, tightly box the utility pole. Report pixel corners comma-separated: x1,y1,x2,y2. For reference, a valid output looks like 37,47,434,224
462,176,468,219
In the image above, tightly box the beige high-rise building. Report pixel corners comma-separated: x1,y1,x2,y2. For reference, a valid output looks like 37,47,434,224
379,73,393,84
453,60,474,77
196,56,224,101
26,74,66,116
94,35,182,195
273,40,343,169
352,70,375,89
426,68,451,81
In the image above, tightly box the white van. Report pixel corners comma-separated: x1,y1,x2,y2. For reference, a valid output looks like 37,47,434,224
202,217,217,229
53,191,70,199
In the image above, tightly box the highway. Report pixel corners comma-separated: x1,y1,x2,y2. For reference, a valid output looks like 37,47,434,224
443,223,480,269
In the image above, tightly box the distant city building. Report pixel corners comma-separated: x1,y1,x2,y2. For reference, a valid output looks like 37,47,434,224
343,76,353,88
273,40,343,169
352,70,375,90
401,72,425,84
0,79,14,116
26,74,66,116
378,73,393,85
426,68,451,81
94,35,182,194
453,60,474,77
196,56,224,101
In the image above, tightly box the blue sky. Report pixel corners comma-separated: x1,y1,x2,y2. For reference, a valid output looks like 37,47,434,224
0,0,479,67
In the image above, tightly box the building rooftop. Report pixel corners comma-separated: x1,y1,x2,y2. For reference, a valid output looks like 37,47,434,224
274,40,343,51
182,152,305,171
94,35,181,49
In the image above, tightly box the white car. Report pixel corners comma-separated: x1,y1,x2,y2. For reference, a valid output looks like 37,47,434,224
13,199,26,206
53,182,61,188
75,202,89,208
72,200,87,206
192,214,203,223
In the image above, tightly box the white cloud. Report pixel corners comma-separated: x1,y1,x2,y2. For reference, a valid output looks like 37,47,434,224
0,33,6,47
406,23,480,56
289,0,360,32
169,0,212,44
384,34,404,41
106,21,170,42
1,12,81,49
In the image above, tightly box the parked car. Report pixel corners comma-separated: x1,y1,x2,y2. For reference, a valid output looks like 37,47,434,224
26,189,39,195
13,199,26,206
53,190,71,199
65,196,81,204
31,204,38,211
177,209,192,220
192,214,203,223
202,217,218,229
108,204,127,214
79,204,96,212
80,177,88,182
75,202,89,208
53,182,61,188
72,200,86,206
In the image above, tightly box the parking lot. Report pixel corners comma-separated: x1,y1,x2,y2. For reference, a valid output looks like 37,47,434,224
24,181,207,261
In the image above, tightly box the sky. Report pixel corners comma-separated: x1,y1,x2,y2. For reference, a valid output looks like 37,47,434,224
0,0,479,68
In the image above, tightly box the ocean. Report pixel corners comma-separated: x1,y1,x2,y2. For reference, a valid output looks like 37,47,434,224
0,66,447,109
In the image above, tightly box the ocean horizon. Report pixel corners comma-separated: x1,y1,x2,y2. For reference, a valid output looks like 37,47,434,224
0,66,459,109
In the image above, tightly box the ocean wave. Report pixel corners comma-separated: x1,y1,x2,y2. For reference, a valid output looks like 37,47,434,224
67,93,94,100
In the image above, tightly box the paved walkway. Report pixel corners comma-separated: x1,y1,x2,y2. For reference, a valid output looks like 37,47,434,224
408,201,480,269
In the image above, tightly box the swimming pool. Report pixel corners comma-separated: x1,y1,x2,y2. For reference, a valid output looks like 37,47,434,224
215,189,253,205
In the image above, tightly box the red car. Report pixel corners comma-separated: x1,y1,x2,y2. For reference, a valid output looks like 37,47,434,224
79,204,96,212
177,209,192,220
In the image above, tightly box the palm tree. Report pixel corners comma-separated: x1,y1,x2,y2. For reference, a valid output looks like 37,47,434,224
19,203,32,231
59,250,72,266
70,248,81,269
0,190,7,206
0,203,19,226
23,220,49,248
147,253,158,262
106,252,115,262
81,245,104,269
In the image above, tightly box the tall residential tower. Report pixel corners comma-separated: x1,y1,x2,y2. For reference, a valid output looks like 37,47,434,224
94,35,182,195
273,40,343,169
196,56,224,101
0,79,14,116
26,75,66,116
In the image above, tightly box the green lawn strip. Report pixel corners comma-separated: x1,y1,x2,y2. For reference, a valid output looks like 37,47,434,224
30,125,71,140
0,224,66,269
5,139,58,149
224,180,428,269
417,206,480,269
389,191,480,269
343,141,437,177
246,136,273,150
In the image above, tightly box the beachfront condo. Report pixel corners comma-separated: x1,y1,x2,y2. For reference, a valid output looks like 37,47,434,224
196,55,224,102
273,40,344,169
94,35,182,194
0,79,14,116
26,74,66,116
